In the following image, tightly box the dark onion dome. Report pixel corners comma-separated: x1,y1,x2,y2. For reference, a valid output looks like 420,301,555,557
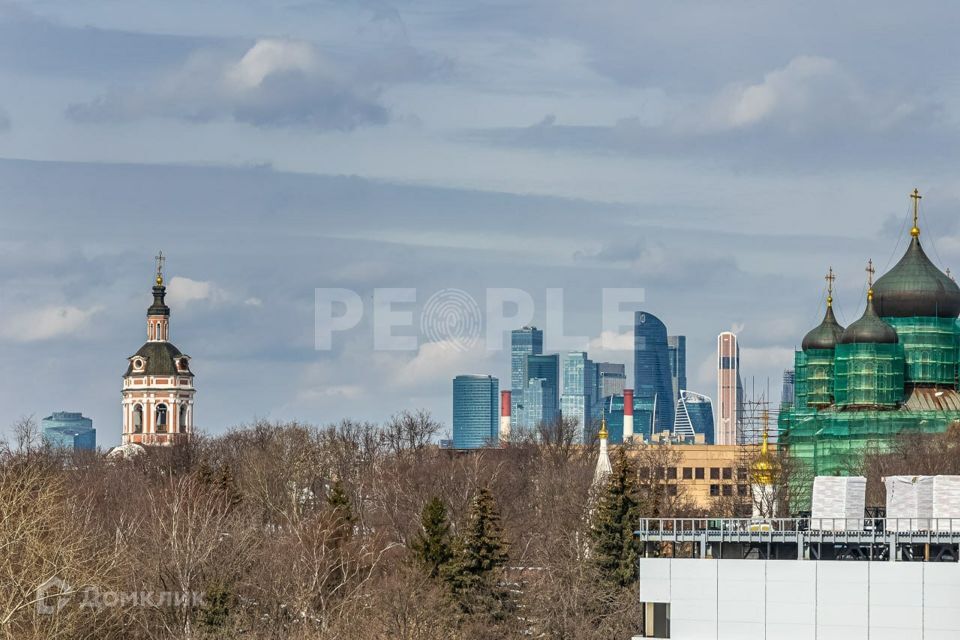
839,292,898,344
125,342,192,377
147,283,170,317
872,236,960,319
802,303,845,351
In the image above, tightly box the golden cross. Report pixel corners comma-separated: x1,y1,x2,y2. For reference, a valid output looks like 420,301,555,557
825,266,836,305
155,250,166,285
911,188,922,237
866,258,875,300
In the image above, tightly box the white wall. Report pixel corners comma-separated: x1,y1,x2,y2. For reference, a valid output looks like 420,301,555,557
638,558,960,640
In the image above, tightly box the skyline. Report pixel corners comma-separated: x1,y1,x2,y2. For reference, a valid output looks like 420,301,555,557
3,1,960,443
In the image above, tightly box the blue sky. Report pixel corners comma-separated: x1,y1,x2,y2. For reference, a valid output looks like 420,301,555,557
2,0,960,444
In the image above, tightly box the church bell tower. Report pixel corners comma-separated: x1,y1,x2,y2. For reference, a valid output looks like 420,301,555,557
121,252,196,445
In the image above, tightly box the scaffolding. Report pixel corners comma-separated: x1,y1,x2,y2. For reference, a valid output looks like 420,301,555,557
885,316,959,385
833,343,905,408
793,351,809,411
804,348,835,408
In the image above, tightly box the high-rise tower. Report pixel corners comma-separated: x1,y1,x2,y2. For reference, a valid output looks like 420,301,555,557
452,374,499,449
122,253,196,446
511,326,543,427
715,331,742,446
667,335,687,405
634,312,674,437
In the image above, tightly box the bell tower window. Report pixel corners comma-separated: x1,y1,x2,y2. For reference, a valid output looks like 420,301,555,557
156,404,168,432
179,405,188,433
133,405,143,433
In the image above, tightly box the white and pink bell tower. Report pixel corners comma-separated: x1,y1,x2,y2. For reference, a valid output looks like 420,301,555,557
121,252,196,445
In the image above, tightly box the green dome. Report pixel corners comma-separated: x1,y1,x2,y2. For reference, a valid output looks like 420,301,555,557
840,297,898,344
873,237,960,318
802,305,845,351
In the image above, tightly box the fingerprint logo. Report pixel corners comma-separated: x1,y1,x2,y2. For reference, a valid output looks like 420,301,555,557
421,289,482,352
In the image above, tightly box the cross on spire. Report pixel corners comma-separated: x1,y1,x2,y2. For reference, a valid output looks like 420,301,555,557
825,266,836,307
155,250,166,286
911,188,922,238
866,258,875,301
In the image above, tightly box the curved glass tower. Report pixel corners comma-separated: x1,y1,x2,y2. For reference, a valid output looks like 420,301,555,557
634,311,674,437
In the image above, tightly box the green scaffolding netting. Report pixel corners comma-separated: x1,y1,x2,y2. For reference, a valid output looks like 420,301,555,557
794,350,809,410
885,316,959,385
804,348,835,408
833,342,905,407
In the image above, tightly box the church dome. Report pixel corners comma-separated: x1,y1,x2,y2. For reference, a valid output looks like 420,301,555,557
840,294,898,345
872,192,960,318
802,305,845,351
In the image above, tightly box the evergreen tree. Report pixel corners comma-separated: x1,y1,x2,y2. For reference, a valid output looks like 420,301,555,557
326,480,355,543
411,496,453,578
443,487,511,617
590,446,641,588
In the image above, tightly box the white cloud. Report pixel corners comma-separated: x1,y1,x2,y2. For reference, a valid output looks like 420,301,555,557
67,38,389,130
394,340,497,389
0,305,102,342
166,276,227,309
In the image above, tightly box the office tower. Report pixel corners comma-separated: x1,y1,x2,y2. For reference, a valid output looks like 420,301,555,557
667,335,687,405
452,375,498,449
561,351,595,443
672,391,716,444
41,411,96,451
781,369,796,408
522,353,560,430
716,331,743,445
510,326,543,424
634,311,675,437
596,362,627,399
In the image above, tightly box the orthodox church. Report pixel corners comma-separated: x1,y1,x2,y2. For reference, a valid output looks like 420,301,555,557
120,253,196,446
780,190,960,475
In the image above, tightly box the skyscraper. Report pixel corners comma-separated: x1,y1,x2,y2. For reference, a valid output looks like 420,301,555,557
41,412,96,451
781,369,796,408
667,335,687,405
511,326,543,423
452,375,499,449
673,391,716,444
561,351,595,443
634,312,674,437
716,331,743,445
596,362,627,399
522,353,560,430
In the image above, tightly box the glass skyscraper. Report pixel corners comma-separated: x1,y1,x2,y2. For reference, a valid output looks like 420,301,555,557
596,362,627,399
634,311,674,437
511,326,543,423
41,411,96,451
452,375,499,449
522,353,559,430
561,352,596,443
667,335,687,406
673,391,716,444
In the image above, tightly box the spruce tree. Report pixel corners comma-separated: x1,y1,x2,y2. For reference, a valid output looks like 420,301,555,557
590,446,641,588
444,487,510,617
326,480,355,543
411,496,453,578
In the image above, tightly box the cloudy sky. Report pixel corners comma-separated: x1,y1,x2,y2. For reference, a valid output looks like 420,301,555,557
3,0,960,445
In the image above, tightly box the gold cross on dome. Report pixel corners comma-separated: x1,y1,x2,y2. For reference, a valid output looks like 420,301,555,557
155,250,166,286
825,267,836,306
911,188,922,237
866,258,876,300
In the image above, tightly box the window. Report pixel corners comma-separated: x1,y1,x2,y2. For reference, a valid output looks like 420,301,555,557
695,467,705,480
737,467,748,480
133,405,143,433
738,485,748,497
722,485,733,497
710,467,720,480
682,467,693,480
666,485,678,496
179,405,188,433
709,484,720,497
667,467,677,480
654,467,664,480
156,404,168,432
133,358,144,371
722,467,733,480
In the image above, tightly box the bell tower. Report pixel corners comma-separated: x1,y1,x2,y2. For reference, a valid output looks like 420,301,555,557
121,253,196,445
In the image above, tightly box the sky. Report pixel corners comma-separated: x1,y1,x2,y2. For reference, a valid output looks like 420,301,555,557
3,0,960,445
